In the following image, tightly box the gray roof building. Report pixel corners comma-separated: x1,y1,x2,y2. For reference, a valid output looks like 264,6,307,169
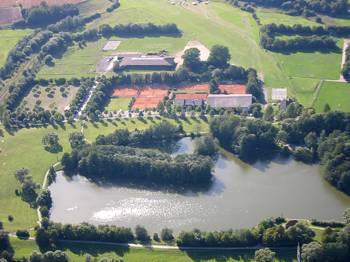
119,55,176,70
207,94,252,108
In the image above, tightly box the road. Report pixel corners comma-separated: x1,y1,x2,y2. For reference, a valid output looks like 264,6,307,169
75,80,98,120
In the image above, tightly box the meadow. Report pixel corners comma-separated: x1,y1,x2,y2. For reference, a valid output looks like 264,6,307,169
105,97,131,111
0,29,32,67
0,117,209,232
35,0,348,109
313,81,350,112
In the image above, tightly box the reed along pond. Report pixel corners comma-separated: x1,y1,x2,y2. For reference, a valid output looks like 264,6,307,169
49,137,350,233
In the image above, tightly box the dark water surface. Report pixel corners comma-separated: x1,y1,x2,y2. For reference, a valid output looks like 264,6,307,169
49,138,350,233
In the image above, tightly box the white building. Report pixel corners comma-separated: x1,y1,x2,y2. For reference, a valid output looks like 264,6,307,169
207,94,252,109
271,88,287,101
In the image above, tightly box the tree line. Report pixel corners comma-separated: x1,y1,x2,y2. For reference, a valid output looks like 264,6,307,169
260,23,350,53
61,122,214,186
229,0,349,17
14,2,79,28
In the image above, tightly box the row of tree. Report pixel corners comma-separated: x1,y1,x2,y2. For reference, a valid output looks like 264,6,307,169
230,0,349,17
342,45,350,80
260,23,350,52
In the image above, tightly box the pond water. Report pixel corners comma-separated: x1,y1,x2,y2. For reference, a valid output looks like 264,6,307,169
49,137,350,233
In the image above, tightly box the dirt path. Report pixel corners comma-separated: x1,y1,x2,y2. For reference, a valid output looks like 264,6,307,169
175,40,210,69
339,39,350,82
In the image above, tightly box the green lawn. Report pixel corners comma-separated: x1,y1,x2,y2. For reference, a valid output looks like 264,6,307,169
314,81,350,112
0,29,32,67
256,8,319,26
289,77,320,107
106,97,131,111
0,117,208,232
36,0,348,110
10,238,298,262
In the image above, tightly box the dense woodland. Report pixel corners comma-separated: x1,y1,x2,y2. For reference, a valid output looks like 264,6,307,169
61,122,214,186
232,0,349,17
210,105,350,195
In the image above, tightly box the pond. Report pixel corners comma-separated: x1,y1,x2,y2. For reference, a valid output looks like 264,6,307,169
49,137,350,233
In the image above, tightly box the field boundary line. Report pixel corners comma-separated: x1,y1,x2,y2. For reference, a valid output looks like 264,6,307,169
311,80,323,108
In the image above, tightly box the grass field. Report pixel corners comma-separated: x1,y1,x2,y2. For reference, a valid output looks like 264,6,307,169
21,85,79,113
35,0,347,110
0,29,32,67
106,97,131,111
313,81,350,112
10,238,298,261
0,117,208,232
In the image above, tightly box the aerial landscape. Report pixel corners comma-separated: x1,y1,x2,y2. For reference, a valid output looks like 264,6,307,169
0,0,350,261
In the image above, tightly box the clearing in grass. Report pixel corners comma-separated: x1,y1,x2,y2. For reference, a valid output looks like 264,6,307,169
106,97,131,111
314,81,350,112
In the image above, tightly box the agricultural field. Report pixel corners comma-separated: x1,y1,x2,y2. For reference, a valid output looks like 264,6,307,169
20,84,79,113
105,97,131,111
314,81,350,112
0,0,85,8
0,7,22,25
0,29,32,67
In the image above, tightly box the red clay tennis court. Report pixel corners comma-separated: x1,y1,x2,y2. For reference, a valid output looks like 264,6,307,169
132,97,164,109
178,83,209,93
219,84,246,94
138,86,169,97
112,87,139,97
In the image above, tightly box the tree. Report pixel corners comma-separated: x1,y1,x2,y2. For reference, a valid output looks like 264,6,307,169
69,132,85,149
161,228,174,242
182,48,202,72
209,79,219,94
301,242,324,262
207,45,231,68
195,136,217,156
15,168,29,183
135,225,150,242
254,248,276,262
42,132,61,153
36,189,52,209
264,105,274,121
323,103,331,113
304,132,318,156
344,208,350,225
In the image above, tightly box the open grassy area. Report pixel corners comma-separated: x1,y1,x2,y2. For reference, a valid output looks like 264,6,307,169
313,81,350,112
289,77,320,107
36,0,348,110
106,97,131,111
0,117,208,232
10,238,298,261
0,29,32,67
21,85,79,113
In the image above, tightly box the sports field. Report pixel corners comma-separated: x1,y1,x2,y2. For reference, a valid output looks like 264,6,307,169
106,97,131,111
35,0,346,108
0,29,32,67
314,81,350,112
